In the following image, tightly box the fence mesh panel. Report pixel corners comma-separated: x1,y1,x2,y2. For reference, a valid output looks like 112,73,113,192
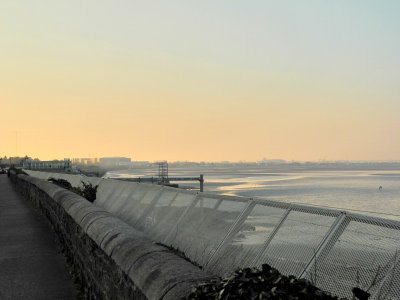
130,185,163,226
137,189,179,233
256,210,337,277
206,203,287,276
103,181,134,211
377,256,400,300
241,205,289,268
168,196,247,267
306,217,400,299
146,191,198,243
96,178,123,206
113,183,154,225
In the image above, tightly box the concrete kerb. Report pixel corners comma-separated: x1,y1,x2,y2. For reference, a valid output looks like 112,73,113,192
102,227,145,255
18,173,37,184
111,238,169,274
63,200,85,218
34,179,66,199
79,211,114,232
128,251,213,300
85,216,136,248
17,174,32,183
53,190,109,234
53,190,83,209
100,226,143,252
19,175,49,197
31,177,46,187
71,205,109,225
98,227,126,251
68,201,95,222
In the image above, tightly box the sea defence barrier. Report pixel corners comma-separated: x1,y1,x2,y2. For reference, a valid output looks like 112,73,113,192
23,170,400,299
10,171,215,300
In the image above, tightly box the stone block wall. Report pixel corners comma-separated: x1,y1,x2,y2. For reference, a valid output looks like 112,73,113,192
10,172,215,300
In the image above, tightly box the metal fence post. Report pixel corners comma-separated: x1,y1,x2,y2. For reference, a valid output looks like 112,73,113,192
163,193,201,244
250,207,292,267
199,174,204,192
298,212,349,279
205,200,256,268
374,251,400,298
213,199,223,210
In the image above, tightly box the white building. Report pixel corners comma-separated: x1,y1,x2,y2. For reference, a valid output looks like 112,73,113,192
23,159,72,170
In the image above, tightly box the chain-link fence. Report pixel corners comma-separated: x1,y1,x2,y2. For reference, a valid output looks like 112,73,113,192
24,170,400,299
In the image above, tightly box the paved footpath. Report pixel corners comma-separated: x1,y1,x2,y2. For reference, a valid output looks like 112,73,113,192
0,175,76,299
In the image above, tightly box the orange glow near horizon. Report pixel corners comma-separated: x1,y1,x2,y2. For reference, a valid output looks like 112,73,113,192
1,1,400,162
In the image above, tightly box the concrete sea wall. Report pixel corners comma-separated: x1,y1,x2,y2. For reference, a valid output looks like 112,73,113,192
10,172,215,300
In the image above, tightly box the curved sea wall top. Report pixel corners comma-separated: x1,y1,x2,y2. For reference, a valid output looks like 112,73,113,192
24,170,400,299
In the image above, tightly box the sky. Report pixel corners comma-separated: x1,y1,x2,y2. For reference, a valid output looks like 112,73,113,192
1,1,399,162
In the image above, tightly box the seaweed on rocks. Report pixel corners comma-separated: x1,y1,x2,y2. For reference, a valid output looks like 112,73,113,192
185,264,347,300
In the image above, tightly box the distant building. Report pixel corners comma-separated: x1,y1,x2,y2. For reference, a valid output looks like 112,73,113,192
71,158,86,164
71,158,100,165
23,159,72,171
99,157,131,167
70,157,132,167
131,161,151,167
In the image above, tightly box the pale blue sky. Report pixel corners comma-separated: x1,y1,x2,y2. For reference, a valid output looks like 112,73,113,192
1,1,399,161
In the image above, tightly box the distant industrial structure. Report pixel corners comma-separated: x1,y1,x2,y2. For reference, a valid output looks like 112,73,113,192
157,161,168,183
115,161,205,192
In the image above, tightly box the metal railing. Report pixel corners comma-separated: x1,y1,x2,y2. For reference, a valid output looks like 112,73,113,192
24,170,400,299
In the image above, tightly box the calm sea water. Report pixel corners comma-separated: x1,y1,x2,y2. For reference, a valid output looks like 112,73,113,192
106,168,400,221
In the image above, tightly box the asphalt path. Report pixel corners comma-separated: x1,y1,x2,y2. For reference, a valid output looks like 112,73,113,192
0,175,76,299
